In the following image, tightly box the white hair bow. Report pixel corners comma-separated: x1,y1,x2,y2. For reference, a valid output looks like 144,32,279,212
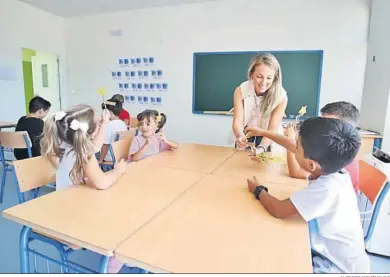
54,111,67,121
70,119,89,132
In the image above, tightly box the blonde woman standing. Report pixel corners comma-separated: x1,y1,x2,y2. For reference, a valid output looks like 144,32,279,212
232,53,287,153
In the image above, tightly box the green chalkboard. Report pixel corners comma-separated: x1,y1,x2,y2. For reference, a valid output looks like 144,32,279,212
192,51,323,117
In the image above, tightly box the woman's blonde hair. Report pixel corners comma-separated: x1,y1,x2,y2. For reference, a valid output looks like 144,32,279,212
248,53,284,117
40,104,97,185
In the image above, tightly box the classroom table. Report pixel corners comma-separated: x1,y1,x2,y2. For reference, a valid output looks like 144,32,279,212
3,143,311,273
114,174,312,273
141,143,237,173
0,122,16,130
213,151,307,188
2,162,205,273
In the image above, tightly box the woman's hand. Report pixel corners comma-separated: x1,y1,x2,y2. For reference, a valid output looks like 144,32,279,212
235,133,247,149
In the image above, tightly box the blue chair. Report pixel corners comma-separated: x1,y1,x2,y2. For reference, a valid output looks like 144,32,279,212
100,129,136,172
13,156,96,273
0,131,32,203
358,160,390,250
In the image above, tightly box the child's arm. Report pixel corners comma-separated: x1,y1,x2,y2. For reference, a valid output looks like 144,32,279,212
98,144,110,163
247,176,299,219
260,97,288,147
287,151,310,179
92,109,110,152
129,138,151,161
165,140,179,150
84,155,127,190
285,124,309,179
245,126,296,153
157,132,178,150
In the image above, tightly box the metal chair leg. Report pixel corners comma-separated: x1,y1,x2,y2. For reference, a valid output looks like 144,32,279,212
99,255,110,273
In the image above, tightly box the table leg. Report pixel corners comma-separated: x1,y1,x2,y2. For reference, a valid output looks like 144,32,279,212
19,226,32,273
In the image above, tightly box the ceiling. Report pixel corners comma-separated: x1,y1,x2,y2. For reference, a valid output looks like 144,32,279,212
18,0,222,17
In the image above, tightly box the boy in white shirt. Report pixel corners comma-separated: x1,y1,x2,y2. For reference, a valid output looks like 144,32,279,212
247,117,370,273
98,98,127,164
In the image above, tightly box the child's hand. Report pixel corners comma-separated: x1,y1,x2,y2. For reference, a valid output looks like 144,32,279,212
245,126,265,138
156,132,168,143
101,109,111,125
286,123,297,139
145,137,153,145
248,153,260,163
247,176,261,193
115,159,127,175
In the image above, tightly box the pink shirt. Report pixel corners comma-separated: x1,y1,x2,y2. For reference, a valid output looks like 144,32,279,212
345,159,359,193
128,134,169,161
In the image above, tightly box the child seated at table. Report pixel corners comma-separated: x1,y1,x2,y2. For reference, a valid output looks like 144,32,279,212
40,104,127,190
40,104,128,273
247,117,369,273
112,94,130,127
128,109,178,162
246,101,360,193
14,96,51,160
98,98,127,164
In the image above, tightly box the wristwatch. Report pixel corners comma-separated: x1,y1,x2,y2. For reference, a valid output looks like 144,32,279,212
254,185,269,199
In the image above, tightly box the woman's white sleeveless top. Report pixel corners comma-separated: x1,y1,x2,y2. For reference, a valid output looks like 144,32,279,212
240,80,287,152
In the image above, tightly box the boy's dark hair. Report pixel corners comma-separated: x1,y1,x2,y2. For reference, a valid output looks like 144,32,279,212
299,117,361,174
112,94,124,104
101,98,122,116
29,96,51,113
137,109,166,132
320,101,360,127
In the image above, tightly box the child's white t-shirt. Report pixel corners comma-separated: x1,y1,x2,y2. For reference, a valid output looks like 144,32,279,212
103,119,127,161
290,171,369,274
56,143,76,190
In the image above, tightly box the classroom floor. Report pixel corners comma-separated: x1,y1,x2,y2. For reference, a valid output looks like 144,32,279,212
0,169,389,273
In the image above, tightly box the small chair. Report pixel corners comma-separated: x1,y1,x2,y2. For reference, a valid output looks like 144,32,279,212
0,131,32,203
100,137,133,172
358,160,390,248
14,156,94,273
129,118,139,129
115,129,137,143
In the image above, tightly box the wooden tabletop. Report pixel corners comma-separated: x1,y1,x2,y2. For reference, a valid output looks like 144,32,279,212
140,143,237,173
2,162,204,256
0,122,16,128
114,174,311,273
213,151,307,188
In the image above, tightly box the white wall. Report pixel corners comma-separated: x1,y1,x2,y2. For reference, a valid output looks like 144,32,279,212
65,0,371,146
0,0,66,122
360,0,390,151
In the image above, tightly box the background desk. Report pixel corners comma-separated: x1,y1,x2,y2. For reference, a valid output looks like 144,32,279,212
358,133,382,160
0,122,16,130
